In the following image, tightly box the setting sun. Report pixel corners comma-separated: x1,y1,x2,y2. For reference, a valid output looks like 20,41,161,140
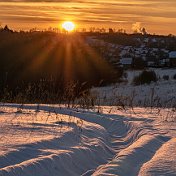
62,21,75,32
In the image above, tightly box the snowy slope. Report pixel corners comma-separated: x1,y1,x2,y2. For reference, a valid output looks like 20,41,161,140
91,69,176,107
0,104,176,176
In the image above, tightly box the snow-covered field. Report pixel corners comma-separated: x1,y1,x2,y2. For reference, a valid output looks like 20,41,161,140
0,104,175,176
92,69,176,107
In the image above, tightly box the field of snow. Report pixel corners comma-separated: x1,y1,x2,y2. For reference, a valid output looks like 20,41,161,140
0,104,175,176
92,69,176,107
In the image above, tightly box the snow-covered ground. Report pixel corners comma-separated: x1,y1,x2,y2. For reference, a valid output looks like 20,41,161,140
91,69,176,107
0,104,175,176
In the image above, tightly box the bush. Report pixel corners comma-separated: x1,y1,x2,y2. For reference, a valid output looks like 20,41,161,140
133,70,158,85
163,75,169,80
173,74,176,80
133,58,146,69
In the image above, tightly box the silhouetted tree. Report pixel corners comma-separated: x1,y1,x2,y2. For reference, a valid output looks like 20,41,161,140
140,27,147,35
2,25,13,32
117,28,126,34
109,28,114,34
100,28,106,33
4,25,9,31
89,27,96,33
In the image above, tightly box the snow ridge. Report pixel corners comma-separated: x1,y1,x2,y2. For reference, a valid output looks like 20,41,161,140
0,105,175,176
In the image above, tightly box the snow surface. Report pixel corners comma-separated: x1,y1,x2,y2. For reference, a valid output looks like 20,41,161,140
0,104,175,176
92,69,176,107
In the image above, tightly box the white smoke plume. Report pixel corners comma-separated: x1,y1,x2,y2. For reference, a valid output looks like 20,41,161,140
132,22,142,33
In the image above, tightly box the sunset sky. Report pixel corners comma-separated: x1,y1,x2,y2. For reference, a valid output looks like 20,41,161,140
0,0,176,35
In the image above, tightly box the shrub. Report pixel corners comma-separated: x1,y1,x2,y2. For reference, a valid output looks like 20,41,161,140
133,70,157,85
163,75,169,80
173,74,176,80
133,58,146,69
123,72,128,79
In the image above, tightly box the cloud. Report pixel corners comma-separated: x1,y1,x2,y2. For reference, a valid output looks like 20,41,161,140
0,0,176,34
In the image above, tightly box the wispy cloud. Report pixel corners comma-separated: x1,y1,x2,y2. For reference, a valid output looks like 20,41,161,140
0,0,175,34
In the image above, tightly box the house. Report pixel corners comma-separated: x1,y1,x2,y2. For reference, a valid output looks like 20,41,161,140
169,51,176,67
159,59,170,67
120,57,133,69
147,61,156,67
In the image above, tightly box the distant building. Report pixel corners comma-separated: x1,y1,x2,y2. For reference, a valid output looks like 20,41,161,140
159,59,170,67
169,51,176,67
147,61,156,67
120,57,133,69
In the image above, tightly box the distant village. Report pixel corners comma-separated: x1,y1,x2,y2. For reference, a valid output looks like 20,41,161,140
86,34,176,69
